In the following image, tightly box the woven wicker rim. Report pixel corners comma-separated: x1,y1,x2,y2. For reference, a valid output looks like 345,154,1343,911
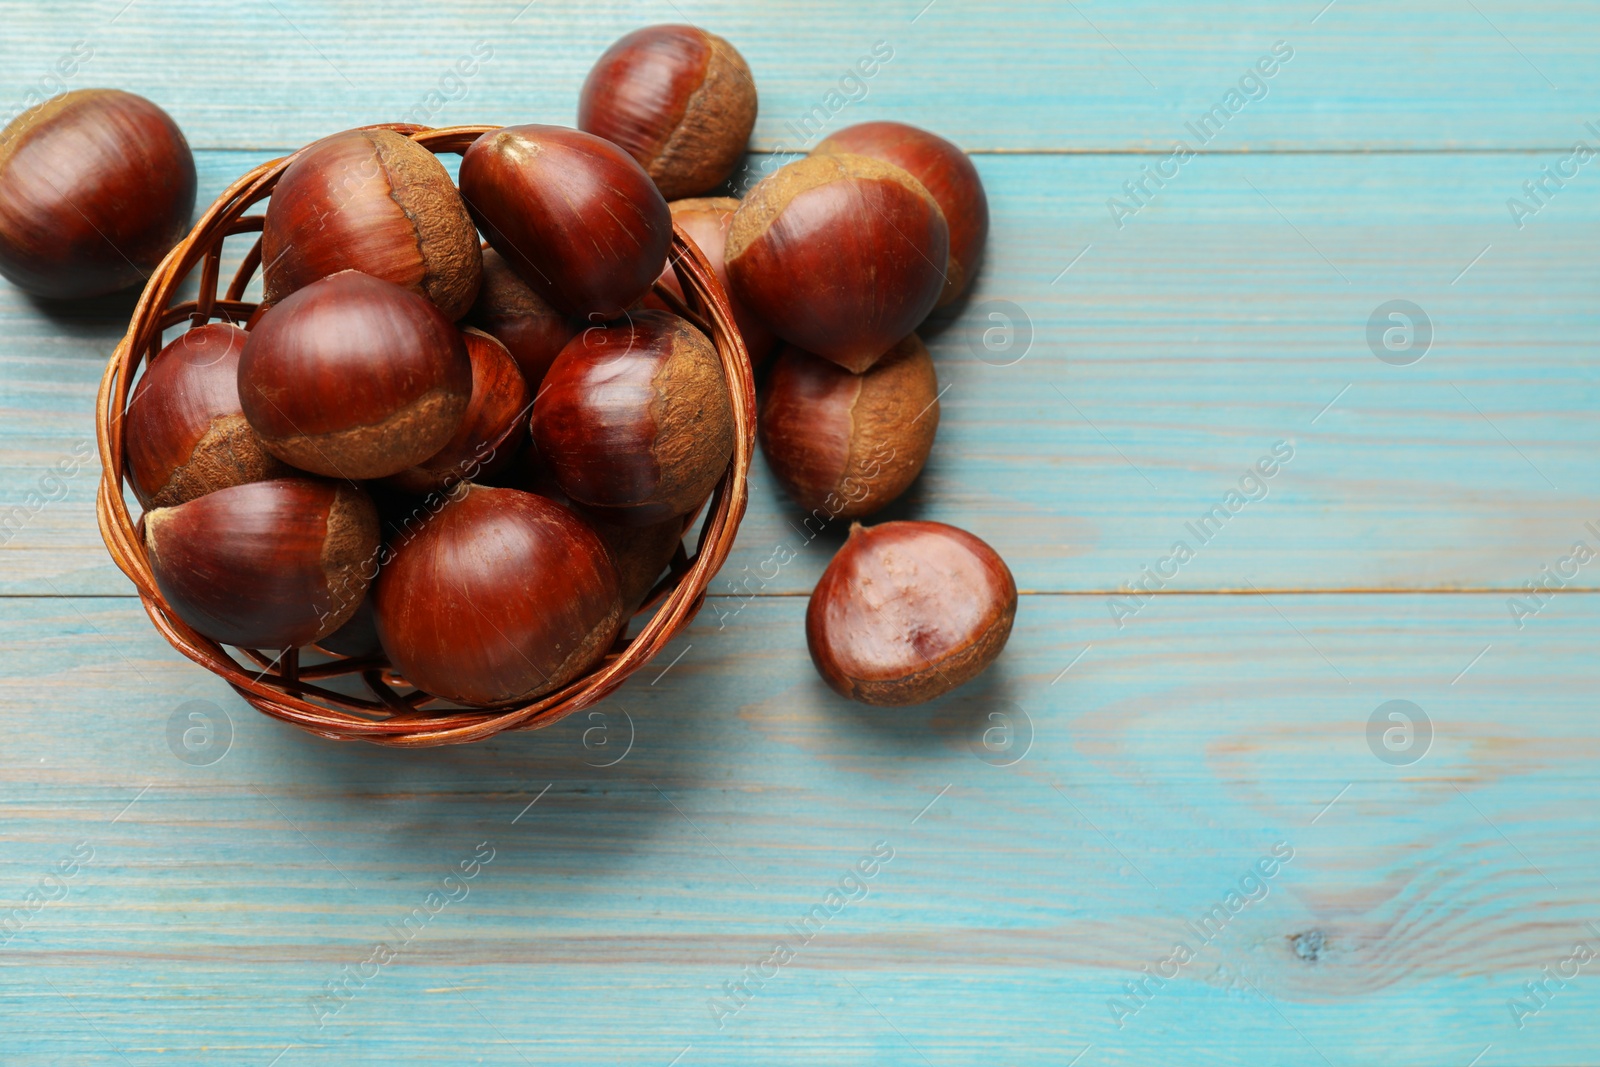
94,124,756,747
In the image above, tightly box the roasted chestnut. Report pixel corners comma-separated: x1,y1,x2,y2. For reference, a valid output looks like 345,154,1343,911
532,309,732,526
760,334,938,519
238,271,472,480
459,124,672,320
645,196,776,367
465,247,582,389
0,89,195,299
814,122,987,306
372,485,623,706
578,24,758,200
384,328,529,496
262,128,482,320
144,478,380,649
726,153,948,372
125,322,290,508
807,521,1016,705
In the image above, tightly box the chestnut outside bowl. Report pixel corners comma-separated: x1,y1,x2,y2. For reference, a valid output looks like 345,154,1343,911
95,124,756,747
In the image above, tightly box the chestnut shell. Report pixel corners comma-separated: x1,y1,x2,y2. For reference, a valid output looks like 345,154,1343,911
459,124,672,320
759,334,939,520
125,322,291,508
726,153,948,373
806,521,1016,706
578,24,758,200
0,89,195,299
261,128,483,320
144,478,381,650
384,327,529,496
814,122,988,307
237,271,472,480
532,309,733,526
372,485,623,706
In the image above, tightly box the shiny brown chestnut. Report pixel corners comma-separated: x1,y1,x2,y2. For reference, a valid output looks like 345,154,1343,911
459,124,671,320
372,485,623,706
384,328,529,496
238,271,472,480
0,89,195,299
760,334,939,520
814,122,988,306
465,248,581,389
644,197,776,368
532,309,732,526
726,153,948,373
125,322,291,508
144,478,381,649
499,443,686,617
806,521,1016,706
577,24,757,200
262,128,482,320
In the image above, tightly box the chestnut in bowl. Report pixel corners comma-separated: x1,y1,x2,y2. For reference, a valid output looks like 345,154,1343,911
814,122,987,306
238,271,472,480
645,197,776,368
262,128,482,320
760,334,939,520
384,327,529,496
125,322,290,508
807,521,1015,706
532,309,733,526
578,24,758,200
727,153,948,373
145,478,381,650
465,248,582,390
459,124,671,320
0,89,195,299
372,485,623,706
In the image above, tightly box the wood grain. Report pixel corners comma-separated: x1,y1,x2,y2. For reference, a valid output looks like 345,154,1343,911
1,593,1596,1065
1,1,1594,152
1,2,1595,1064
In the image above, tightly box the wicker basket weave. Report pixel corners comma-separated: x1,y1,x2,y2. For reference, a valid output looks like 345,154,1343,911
95,124,755,747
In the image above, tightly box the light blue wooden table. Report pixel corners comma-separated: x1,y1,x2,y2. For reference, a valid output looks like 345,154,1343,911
3,2,1598,1064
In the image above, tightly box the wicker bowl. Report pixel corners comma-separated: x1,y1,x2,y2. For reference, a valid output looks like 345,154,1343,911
95,124,755,747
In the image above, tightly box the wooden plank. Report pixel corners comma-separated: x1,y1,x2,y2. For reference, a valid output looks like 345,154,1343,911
1,0,1595,153
4,150,1597,596
1,592,1596,1065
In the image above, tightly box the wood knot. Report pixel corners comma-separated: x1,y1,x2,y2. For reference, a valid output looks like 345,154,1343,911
1290,929,1325,963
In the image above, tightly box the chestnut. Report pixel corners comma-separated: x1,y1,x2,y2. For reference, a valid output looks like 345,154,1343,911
807,521,1016,706
0,89,195,299
262,128,482,320
238,271,472,480
496,439,686,616
532,309,732,526
814,122,988,306
384,327,529,496
125,322,291,508
465,248,581,389
459,124,672,320
760,334,938,520
372,485,623,706
577,24,758,200
726,153,948,372
145,478,381,649
644,197,776,368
